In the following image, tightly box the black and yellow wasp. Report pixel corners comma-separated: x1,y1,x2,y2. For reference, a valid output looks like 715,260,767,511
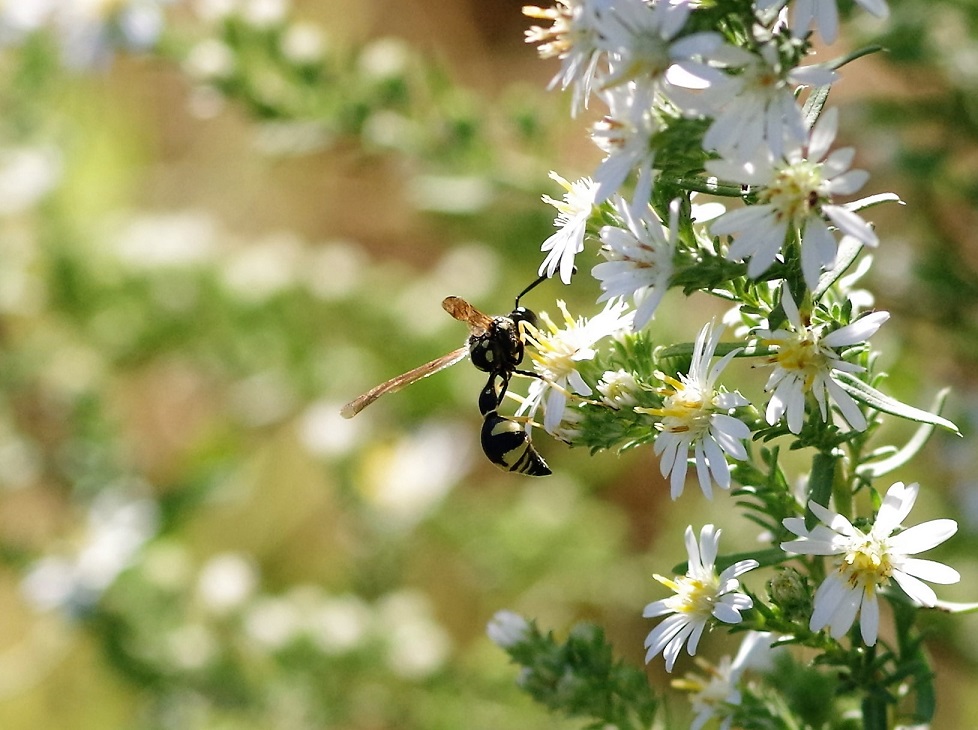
340,279,551,476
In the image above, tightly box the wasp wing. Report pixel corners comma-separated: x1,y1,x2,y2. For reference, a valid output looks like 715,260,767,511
442,296,494,335
340,346,469,419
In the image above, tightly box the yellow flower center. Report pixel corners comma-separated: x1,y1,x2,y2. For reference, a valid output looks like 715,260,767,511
770,333,826,391
656,572,719,616
640,373,712,436
838,538,893,593
761,161,824,224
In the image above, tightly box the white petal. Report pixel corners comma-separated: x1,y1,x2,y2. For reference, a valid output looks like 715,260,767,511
684,619,707,657
825,377,867,431
891,570,937,607
898,558,960,585
827,584,862,640
821,310,889,347
872,481,916,535
808,107,838,161
823,205,878,247
643,599,673,618
694,442,715,499
698,524,719,568
809,575,848,631
859,590,880,645
889,519,958,554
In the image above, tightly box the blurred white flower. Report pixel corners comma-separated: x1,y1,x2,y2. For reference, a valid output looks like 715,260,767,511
702,43,838,162
523,0,613,114
673,632,772,730
196,552,259,615
241,0,287,28
307,593,372,654
184,38,236,80
377,590,451,679
280,21,326,64
112,210,220,269
0,0,173,67
221,232,304,301
757,0,890,45
21,487,160,614
0,145,62,216
244,595,301,650
486,610,531,649
298,398,363,458
362,421,473,526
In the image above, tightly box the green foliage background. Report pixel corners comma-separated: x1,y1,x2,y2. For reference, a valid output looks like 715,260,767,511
0,0,976,728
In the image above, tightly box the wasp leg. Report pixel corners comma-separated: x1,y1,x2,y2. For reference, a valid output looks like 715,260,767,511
478,370,514,416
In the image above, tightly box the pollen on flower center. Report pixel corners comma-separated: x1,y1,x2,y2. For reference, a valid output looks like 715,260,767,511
526,328,580,379
763,162,824,223
645,374,713,435
675,574,720,615
840,538,894,591
773,333,825,378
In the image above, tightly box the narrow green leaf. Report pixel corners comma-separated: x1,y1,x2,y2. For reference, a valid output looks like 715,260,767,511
833,373,961,435
802,84,832,129
806,452,836,530
857,389,951,478
814,235,863,299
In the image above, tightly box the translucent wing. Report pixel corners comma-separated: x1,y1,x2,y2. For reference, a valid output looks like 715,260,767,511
340,346,469,418
442,296,494,334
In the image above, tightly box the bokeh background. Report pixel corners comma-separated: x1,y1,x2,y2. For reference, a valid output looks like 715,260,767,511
0,0,976,727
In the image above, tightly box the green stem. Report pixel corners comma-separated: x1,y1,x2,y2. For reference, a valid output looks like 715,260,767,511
805,451,837,530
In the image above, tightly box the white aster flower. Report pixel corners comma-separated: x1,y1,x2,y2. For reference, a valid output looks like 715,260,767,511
597,368,641,408
590,83,660,209
639,320,751,499
518,298,633,433
486,610,531,649
708,107,879,290
644,524,758,672
781,481,959,646
673,632,773,730
596,0,728,99
757,0,890,45
592,197,676,329
702,42,838,162
757,287,888,434
538,172,599,285
523,0,612,114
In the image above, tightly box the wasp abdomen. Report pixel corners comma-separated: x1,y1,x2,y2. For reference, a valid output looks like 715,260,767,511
481,413,551,477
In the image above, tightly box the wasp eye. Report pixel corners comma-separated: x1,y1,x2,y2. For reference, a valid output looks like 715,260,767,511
510,307,537,329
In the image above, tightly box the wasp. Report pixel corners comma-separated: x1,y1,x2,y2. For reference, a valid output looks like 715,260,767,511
340,277,551,476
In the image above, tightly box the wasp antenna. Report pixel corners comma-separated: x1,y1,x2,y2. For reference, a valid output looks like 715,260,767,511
513,272,549,308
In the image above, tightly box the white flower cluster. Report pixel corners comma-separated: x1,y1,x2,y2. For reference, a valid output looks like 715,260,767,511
515,1,964,714
0,0,173,67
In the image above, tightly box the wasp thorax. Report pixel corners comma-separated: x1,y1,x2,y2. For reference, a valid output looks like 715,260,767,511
469,317,525,374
